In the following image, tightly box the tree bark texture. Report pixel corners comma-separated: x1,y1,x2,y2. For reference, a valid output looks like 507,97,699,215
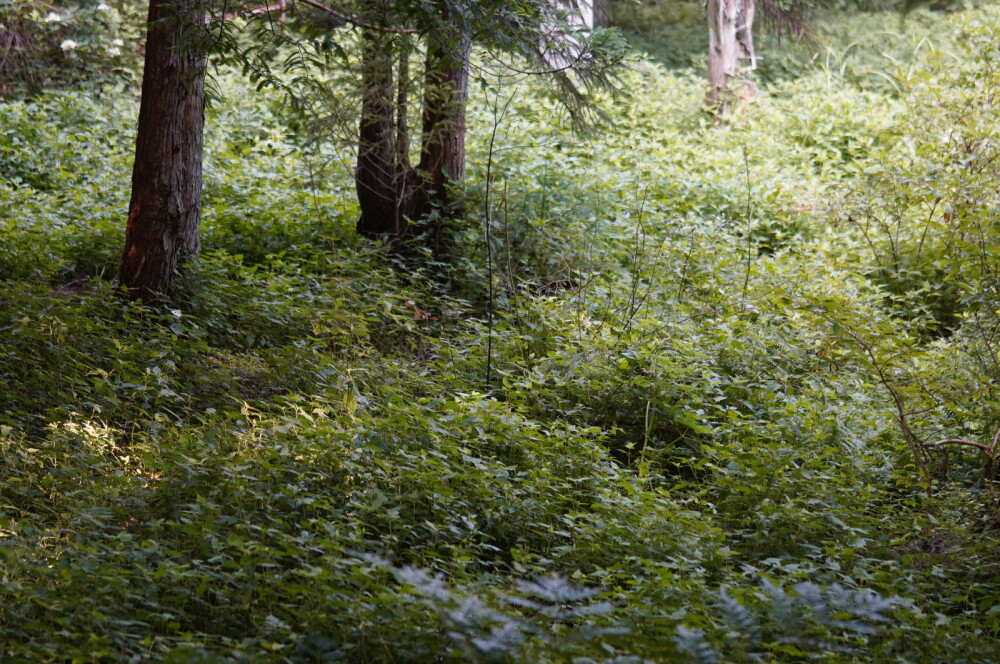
593,0,611,27
414,15,470,225
542,1,594,72
706,0,755,114
355,30,415,238
119,0,205,301
354,10,470,250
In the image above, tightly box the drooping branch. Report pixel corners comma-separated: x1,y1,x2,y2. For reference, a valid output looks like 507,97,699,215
928,438,991,453
925,427,1000,500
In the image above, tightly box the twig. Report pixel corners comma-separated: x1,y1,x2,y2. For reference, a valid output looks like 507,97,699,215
616,187,650,340
295,0,419,34
838,325,934,503
927,438,991,453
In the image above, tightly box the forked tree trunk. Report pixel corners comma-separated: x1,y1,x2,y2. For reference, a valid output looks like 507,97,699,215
706,0,755,116
353,7,469,250
355,30,415,238
119,0,205,301
355,4,470,251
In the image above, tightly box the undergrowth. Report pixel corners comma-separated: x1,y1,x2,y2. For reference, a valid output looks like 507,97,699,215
1,4,999,663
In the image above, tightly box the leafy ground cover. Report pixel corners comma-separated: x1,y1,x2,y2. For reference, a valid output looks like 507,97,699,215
2,4,1000,662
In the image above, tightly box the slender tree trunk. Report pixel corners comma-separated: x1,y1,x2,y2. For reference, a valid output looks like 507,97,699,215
707,0,738,109
119,0,205,301
416,34,470,200
706,0,755,116
736,0,757,103
395,46,410,171
356,30,414,238
737,0,756,72
572,0,595,30
413,11,470,250
593,0,611,27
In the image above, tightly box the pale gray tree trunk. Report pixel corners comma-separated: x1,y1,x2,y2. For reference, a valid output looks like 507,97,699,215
542,0,595,71
706,0,756,116
594,0,611,27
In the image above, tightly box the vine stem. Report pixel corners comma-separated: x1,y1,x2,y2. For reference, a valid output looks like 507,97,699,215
740,145,753,312
483,86,517,391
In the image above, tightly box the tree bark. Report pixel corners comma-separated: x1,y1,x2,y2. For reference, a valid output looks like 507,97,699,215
573,0,596,30
413,12,470,249
543,0,595,70
593,0,611,27
353,5,469,251
119,0,205,301
355,30,415,238
706,0,755,116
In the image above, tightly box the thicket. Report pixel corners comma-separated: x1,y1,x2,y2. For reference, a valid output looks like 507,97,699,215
1,3,1000,662
0,0,142,94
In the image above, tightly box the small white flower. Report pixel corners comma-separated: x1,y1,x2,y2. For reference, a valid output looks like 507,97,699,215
44,12,61,22
97,2,109,9
106,46,120,57
60,39,78,51
112,38,124,47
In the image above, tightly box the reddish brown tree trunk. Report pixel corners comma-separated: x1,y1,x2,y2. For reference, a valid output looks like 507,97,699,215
119,0,205,301
412,14,470,251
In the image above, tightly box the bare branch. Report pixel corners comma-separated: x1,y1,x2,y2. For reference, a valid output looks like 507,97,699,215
927,438,992,453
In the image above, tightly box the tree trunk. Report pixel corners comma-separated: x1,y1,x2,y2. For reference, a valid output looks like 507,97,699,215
543,0,595,70
353,7,469,250
119,0,205,301
573,0,596,30
737,0,756,72
593,0,611,27
706,0,755,116
355,30,414,238
413,12,470,250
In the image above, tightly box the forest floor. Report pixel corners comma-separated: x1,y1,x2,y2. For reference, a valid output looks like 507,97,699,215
2,5,1000,663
